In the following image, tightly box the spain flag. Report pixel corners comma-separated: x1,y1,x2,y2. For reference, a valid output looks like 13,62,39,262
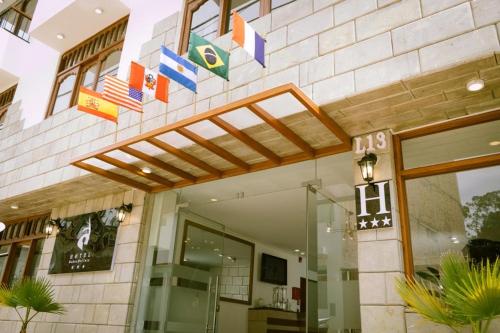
77,87,119,123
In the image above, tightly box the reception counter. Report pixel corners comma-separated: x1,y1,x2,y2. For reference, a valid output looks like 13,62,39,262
248,307,304,333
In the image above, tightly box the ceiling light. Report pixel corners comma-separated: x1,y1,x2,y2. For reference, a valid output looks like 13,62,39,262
452,240,460,244
56,33,65,40
294,249,300,253
489,141,500,146
0,222,5,233
326,226,332,233
10,204,18,210
141,167,152,174
466,79,484,92
300,252,305,256
213,248,220,252
450,236,457,241
94,7,103,14
210,198,218,202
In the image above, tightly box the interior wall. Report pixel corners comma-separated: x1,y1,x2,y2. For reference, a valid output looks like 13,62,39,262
218,231,306,333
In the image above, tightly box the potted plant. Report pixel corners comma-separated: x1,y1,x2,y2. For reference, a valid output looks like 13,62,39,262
0,277,64,333
397,252,500,333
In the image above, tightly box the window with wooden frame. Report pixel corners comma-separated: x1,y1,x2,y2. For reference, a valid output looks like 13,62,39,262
45,16,128,118
179,0,296,54
0,0,37,42
0,84,17,129
0,214,50,285
393,111,500,278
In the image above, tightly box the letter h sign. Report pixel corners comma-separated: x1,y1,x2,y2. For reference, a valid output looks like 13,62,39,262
355,181,393,230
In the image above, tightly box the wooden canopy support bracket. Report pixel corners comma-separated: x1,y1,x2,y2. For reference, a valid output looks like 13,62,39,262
247,104,316,157
176,127,250,170
210,116,282,165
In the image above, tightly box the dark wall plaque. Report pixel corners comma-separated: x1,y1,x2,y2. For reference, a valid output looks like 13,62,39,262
355,181,393,230
49,208,119,274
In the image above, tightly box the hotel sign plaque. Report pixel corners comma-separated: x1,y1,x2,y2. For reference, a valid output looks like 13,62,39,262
49,208,120,274
355,181,393,230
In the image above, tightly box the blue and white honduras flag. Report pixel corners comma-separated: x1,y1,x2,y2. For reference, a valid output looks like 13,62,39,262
160,46,198,93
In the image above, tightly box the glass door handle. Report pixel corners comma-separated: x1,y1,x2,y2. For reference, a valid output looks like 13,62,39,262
205,276,213,333
211,275,220,332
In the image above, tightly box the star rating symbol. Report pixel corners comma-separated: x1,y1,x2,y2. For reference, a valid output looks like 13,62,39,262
370,217,379,228
382,216,391,226
359,219,368,229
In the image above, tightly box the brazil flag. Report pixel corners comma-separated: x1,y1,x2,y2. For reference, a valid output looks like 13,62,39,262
188,32,229,80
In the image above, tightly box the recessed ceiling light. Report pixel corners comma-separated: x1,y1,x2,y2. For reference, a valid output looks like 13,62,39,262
141,167,152,174
452,240,460,244
0,222,5,232
10,204,18,210
56,33,65,40
300,252,305,256
466,79,484,92
450,236,457,241
489,141,500,146
293,249,300,253
94,7,103,15
210,198,218,202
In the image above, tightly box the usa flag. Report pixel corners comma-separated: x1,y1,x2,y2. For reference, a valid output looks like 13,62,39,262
102,75,143,112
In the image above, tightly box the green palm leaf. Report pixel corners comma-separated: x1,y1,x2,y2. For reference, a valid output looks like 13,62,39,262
396,278,466,328
397,252,500,333
10,277,65,315
446,258,500,322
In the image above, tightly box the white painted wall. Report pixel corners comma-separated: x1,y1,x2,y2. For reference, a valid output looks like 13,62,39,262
10,38,59,128
218,236,306,333
118,0,183,79
1,0,182,128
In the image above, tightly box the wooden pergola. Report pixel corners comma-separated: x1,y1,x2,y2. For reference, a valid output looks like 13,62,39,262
71,84,351,193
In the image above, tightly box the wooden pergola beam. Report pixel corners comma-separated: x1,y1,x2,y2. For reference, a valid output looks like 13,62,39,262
176,127,250,170
147,138,222,177
210,116,281,165
247,104,315,157
73,161,153,192
95,154,173,187
289,86,351,144
120,146,197,182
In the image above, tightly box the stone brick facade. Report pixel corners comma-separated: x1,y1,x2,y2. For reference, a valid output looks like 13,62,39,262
1,0,500,332
0,190,145,333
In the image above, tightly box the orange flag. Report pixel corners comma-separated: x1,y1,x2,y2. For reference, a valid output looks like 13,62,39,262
77,86,119,123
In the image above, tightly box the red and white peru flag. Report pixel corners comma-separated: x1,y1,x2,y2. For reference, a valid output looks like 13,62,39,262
129,62,169,103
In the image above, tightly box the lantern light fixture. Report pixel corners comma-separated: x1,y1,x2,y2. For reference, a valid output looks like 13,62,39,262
45,218,62,236
357,152,377,184
117,203,133,223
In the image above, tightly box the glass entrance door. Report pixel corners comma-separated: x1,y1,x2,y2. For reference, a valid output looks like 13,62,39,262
164,209,225,333
135,196,224,333
306,186,361,332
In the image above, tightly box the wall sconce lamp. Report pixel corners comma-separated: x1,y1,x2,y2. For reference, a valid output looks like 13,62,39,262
117,203,133,223
45,218,62,236
357,152,377,183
